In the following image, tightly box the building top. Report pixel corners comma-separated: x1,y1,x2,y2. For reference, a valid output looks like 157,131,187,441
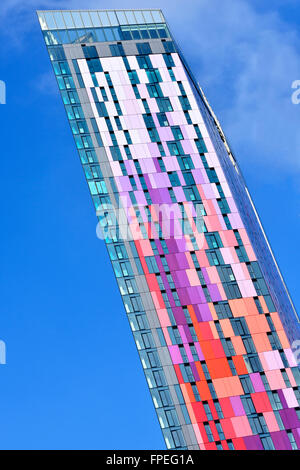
37,9,165,31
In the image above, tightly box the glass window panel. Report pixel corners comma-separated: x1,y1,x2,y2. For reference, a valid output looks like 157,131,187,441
112,27,121,40
116,11,127,25
157,26,168,38
125,11,136,24
77,29,87,41
43,31,51,46
104,28,115,41
107,11,118,26
89,11,101,27
143,11,154,23
81,11,93,27
44,12,56,29
53,12,65,29
134,11,146,24
131,28,141,39
62,12,74,28
120,27,132,40
71,12,84,28
68,29,79,43
152,10,163,22
99,12,110,26
149,26,158,38
50,30,61,44
38,12,47,30
140,28,150,39
94,28,106,42
60,30,70,43
85,32,95,43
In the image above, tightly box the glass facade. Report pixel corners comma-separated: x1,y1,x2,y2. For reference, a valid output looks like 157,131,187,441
38,9,300,450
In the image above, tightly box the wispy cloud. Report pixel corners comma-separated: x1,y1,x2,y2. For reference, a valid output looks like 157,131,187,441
2,0,300,176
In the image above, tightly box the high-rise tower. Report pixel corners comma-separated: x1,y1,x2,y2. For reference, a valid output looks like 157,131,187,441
38,9,300,450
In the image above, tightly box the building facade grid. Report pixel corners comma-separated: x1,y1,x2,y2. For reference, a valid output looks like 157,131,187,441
38,9,300,450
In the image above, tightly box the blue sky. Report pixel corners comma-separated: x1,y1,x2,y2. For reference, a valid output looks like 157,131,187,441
0,0,299,450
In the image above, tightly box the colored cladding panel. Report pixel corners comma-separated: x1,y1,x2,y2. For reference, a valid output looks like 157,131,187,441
38,9,300,450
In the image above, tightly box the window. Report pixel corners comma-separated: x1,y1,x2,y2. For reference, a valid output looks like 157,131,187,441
268,391,283,410
137,55,152,69
157,97,173,112
82,45,98,58
179,345,188,363
163,53,175,67
179,95,191,110
87,58,102,73
224,282,242,300
171,430,185,448
268,332,281,350
157,158,166,172
96,101,108,117
142,98,150,113
241,396,256,415
163,41,175,53
204,423,214,442
168,172,181,187
100,87,108,101
243,337,256,354
253,278,269,296
206,250,222,266
228,358,237,375
171,126,183,140
153,370,165,387
214,401,224,419
240,376,254,394
206,168,219,183
260,373,271,391
179,156,194,170
231,318,249,336
261,436,275,450
282,370,291,387
203,403,213,420
192,384,201,402
287,431,298,450
128,70,140,84
148,128,160,142
132,84,140,99
136,42,152,54
109,43,125,56
184,186,198,202
206,233,222,249
184,110,192,124
214,302,232,319
201,362,211,380
159,389,172,407
146,69,162,83
124,130,132,145
216,422,225,440
157,112,169,127
114,116,122,130
249,416,266,434
147,83,163,98
145,256,159,274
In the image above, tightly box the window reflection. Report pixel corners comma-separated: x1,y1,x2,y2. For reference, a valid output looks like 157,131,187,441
42,23,169,45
